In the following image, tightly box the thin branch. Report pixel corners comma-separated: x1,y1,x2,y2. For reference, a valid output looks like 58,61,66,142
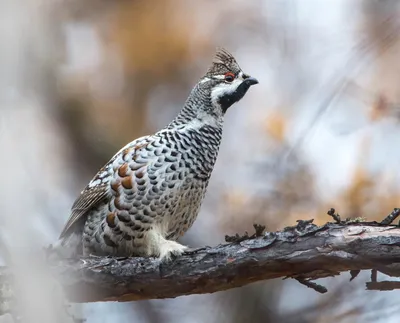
371,269,378,282
381,208,400,225
366,281,400,291
295,278,328,294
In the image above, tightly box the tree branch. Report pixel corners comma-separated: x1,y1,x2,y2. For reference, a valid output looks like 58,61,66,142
2,217,400,306
46,218,400,303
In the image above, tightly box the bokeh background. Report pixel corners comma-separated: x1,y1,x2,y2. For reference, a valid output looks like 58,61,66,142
1,0,400,322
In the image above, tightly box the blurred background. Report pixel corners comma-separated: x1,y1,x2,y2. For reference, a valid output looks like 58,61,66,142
1,0,400,322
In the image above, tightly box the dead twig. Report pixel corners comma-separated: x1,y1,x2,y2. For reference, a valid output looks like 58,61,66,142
296,278,328,294
380,208,400,225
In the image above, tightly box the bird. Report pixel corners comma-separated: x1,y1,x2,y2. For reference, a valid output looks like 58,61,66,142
54,47,258,261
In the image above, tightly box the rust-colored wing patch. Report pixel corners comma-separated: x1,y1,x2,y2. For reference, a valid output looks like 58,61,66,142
59,137,152,239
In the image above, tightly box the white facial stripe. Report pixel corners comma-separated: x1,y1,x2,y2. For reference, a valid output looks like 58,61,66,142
213,75,225,80
210,78,243,106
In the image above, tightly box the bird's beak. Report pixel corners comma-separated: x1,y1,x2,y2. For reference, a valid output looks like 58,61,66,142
244,76,259,86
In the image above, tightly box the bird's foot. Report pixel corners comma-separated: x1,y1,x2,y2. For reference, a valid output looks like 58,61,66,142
158,240,187,262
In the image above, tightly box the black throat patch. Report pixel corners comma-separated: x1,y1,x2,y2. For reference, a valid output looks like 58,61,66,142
218,81,253,113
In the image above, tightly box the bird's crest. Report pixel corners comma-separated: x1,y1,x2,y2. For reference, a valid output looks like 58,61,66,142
206,47,241,76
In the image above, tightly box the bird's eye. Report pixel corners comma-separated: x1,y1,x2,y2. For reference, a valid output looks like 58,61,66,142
224,72,235,82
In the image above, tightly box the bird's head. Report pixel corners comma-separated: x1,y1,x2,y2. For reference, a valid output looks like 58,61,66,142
198,47,258,114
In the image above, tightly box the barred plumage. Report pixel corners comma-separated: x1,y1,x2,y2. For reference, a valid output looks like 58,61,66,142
54,48,258,261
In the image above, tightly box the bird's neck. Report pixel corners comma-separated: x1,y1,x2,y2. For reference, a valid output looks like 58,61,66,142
160,87,224,181
167,86,224,130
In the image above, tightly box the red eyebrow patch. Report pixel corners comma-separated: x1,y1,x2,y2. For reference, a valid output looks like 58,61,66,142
224,72,235,82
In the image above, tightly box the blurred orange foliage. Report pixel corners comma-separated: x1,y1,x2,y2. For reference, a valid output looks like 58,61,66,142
112,1,195,77
264,110,288,143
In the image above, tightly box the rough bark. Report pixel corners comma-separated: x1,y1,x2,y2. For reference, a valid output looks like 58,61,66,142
51,218,400,302
2,218,400,305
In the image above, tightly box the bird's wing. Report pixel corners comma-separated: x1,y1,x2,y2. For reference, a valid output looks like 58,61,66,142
59,170,112,239
59,135,152,239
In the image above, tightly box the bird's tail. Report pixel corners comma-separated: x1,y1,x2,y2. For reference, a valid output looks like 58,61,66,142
45,232,82,261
